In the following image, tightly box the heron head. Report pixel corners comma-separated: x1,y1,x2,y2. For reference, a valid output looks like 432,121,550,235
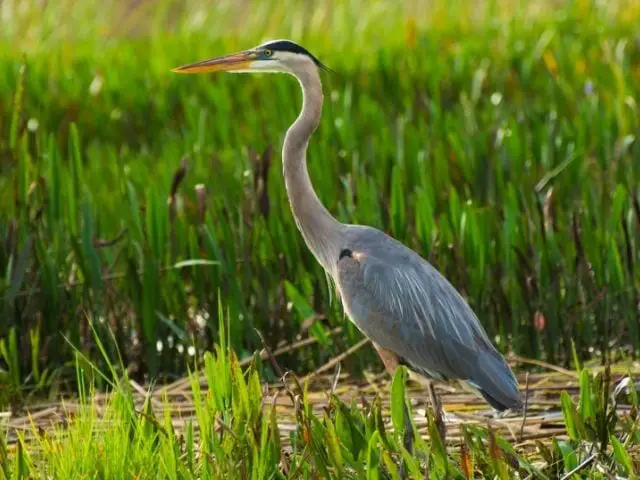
172,39,330,76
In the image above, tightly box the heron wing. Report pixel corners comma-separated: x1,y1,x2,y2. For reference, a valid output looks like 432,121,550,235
344,251,484,378
336,229,520,408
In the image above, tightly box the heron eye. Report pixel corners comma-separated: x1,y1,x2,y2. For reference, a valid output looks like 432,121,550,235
263,49,273,58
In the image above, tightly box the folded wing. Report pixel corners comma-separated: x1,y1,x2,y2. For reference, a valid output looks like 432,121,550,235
337,230,521,411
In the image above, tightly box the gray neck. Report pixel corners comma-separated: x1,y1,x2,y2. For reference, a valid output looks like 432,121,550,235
283,61,344,275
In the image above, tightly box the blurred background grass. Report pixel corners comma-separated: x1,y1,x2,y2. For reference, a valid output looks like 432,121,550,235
0,0,639,404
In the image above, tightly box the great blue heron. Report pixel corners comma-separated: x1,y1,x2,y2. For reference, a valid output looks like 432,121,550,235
173,39,522,442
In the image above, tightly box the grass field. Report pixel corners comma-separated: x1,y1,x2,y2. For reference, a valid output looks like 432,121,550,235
1,0,640,476
3,319,640,478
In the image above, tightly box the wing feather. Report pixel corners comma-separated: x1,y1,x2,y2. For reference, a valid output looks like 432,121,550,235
336,227,521,410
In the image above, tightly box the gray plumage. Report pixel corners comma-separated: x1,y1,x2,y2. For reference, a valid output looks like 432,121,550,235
336,226,521,410
173,39,523,413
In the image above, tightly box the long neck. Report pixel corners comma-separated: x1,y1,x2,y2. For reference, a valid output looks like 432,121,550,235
283,63,344,275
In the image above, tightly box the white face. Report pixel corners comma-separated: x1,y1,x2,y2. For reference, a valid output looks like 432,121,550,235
230,51,309,75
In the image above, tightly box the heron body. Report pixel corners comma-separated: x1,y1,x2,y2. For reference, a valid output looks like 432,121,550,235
336,226,521,411
173,40,523,432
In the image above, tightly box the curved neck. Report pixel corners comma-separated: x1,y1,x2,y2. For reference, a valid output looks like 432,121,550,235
283,63,343,275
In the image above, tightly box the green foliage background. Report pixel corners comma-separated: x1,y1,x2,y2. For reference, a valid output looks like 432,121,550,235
0,0,639,395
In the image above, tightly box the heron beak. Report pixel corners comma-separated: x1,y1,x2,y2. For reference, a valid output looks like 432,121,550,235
172,50,258,74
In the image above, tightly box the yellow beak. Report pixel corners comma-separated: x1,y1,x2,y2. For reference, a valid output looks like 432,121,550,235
172,50,257,74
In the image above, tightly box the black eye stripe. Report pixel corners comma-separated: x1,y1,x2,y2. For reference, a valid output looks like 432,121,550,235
258,40,330,71
262,40,312,56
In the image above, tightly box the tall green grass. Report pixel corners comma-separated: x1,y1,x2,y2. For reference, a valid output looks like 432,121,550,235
2,314,639,478
0,0,639,397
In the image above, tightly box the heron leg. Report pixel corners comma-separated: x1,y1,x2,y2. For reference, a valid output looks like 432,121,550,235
426,380,446,443
372,342,446,445
372,343,414,479
372,341,401,373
